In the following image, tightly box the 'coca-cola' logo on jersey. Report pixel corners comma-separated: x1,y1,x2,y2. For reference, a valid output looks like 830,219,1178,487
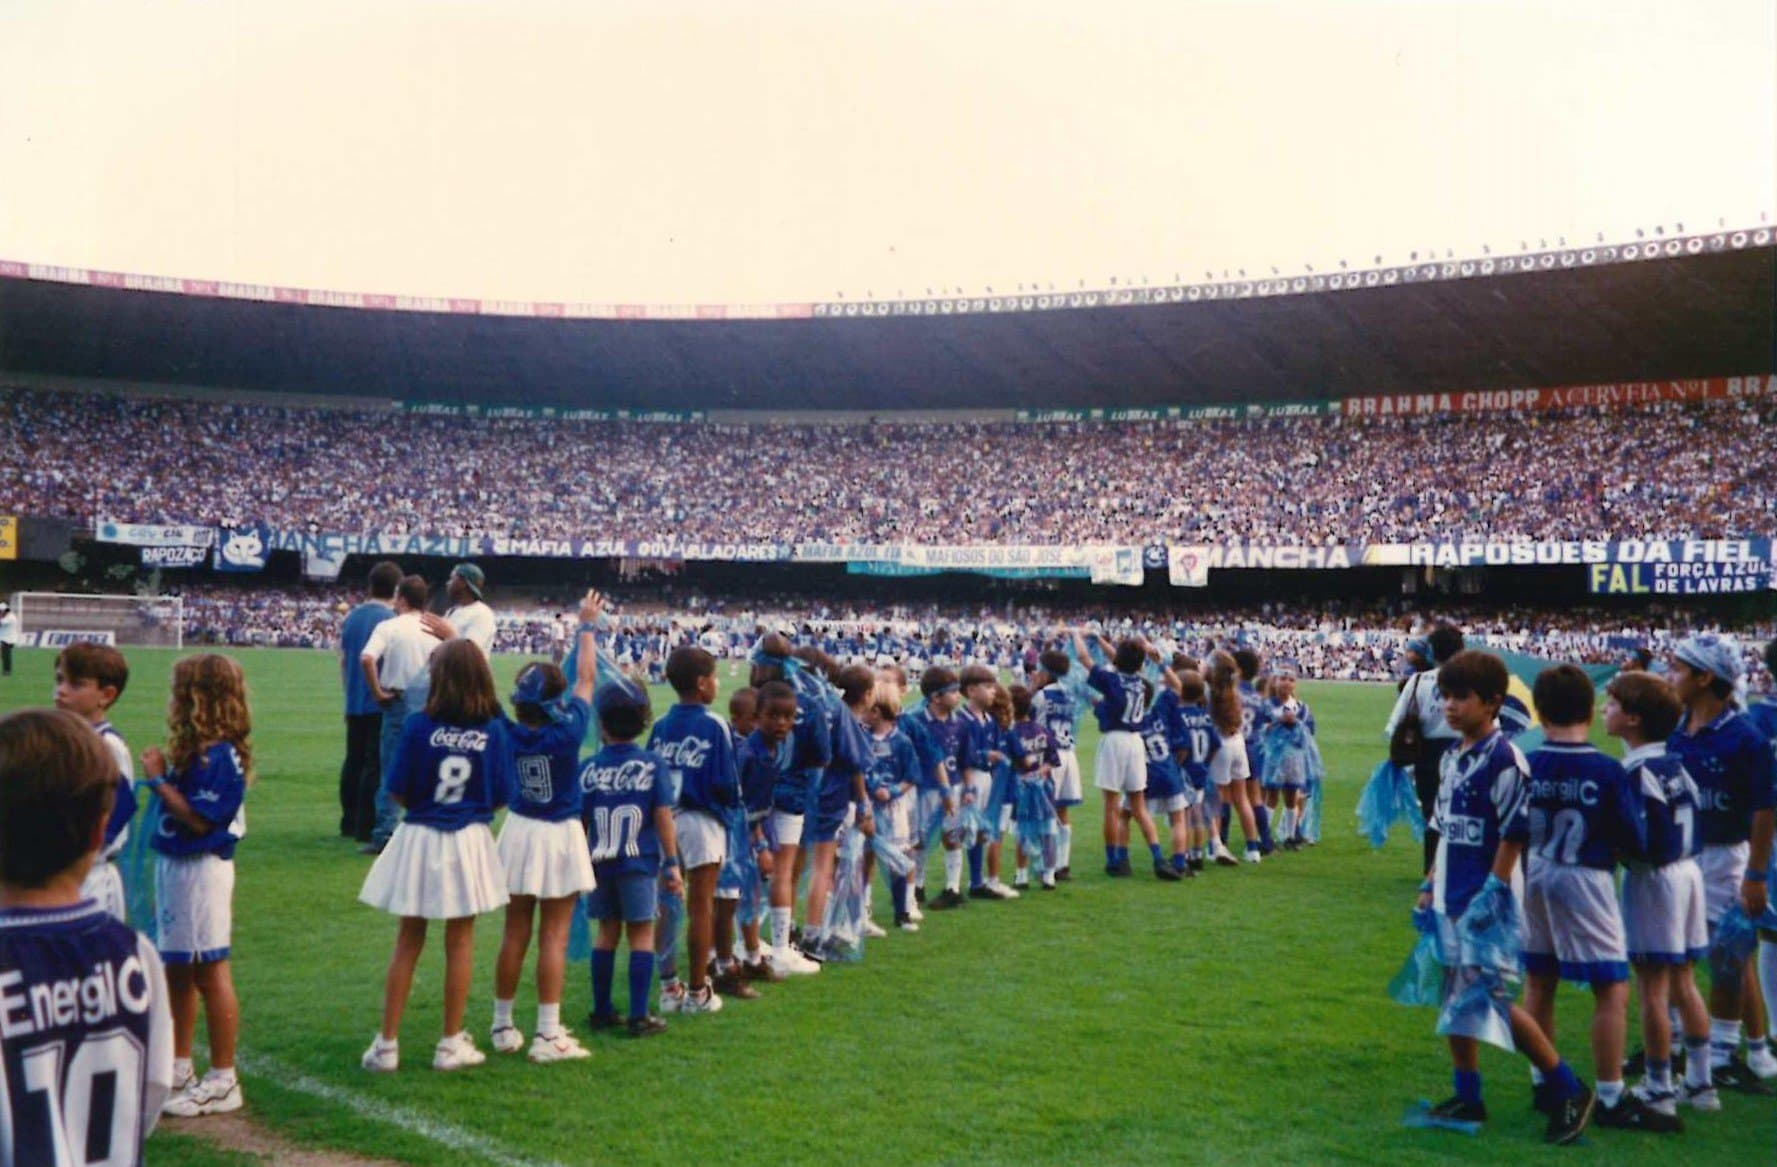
429,727,489,752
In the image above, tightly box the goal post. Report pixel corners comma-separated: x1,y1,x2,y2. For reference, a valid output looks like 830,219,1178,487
11,592,185,650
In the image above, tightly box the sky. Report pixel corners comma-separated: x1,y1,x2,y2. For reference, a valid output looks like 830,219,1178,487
0,0,1771,305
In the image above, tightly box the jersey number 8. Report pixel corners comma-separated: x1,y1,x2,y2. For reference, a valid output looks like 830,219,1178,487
433,756,473,806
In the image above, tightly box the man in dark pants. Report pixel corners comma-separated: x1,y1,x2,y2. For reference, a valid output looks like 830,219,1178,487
1384,622,1465,872
338,561,400,839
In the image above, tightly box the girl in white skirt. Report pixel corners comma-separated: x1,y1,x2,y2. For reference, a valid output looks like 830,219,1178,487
489,590,604,1063
360,639,516,1072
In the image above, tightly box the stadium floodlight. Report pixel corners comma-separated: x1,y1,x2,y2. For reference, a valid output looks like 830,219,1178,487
11,592,183,649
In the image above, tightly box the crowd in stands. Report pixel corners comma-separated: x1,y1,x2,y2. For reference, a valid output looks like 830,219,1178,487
3,388,1775,544
156,582,1775,686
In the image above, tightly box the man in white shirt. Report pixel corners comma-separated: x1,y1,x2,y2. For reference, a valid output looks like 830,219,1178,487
0,602,17,676
1382,622,1466,871
358,574,443,854
420,563,497,658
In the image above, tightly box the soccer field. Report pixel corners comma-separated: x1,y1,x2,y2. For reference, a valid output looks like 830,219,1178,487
4,646,1771,1165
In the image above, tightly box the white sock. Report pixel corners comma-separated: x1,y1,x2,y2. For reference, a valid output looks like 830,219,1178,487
903,881,917,913
944,849,963,892
746,944,763,963
1278,808,1296,839
173,1056,193,1082
1529,1066,1545,1085
207,1065,237,1085
912,850,926,889
1710,1018,1743,1066
493,998,515,1029
1597,1079,1624,1108
770,907,792,951
1056,823,1072,869
537,1003,560,1037
1684,1035,1713,1087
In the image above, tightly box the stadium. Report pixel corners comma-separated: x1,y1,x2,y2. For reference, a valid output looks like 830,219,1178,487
0,3,1774,1165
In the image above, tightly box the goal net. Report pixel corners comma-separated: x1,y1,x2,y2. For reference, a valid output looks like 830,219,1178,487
11,592,185,650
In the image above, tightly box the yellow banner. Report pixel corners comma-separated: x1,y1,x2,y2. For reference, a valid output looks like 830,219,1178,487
0,517,15,560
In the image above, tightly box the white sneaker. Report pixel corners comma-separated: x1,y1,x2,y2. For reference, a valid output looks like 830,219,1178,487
905,904,925,923
1013,875,1030,890
431,1031,486,1071
1041,873,1056,889
170,1063,196,1094
360,1036,399,1072
992,880,1022,899
768,945,822,976
489,1023,524,1054
658,980,689,1013
1211,843,1239,867
898,918,920,933
1748,1046,1777,1079
528,1028,591,1063
1244,849,1263,865
163,1073,243,1116
1677,1080,1721,1112
1631,1081,1678,1117
861,918,888,939
681,985,723,1014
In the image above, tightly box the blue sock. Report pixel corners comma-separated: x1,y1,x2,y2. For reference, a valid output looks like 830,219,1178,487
1219,804,1231,840
627,951,655,1020
1147,842,1163,863
1114,845,1129,865
1548,1061,1581,1098
1454,1069,1482,1105
889,874,907,915
1105,844,1118,866
968,844,984,887
1254,804,1273,848
591,948,616,1017
1246,839,1260,853
1172,852,1187,872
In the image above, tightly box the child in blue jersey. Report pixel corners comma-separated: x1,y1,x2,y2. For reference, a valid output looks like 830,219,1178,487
648,647,740,1013
863,692,922,928
488,590,604,1063
1,709,174,1166
801,665,877,960
911,667,967,912
1232,649,1276,854
1666,633,1777,1090
1031,650,1086,880
582,678,678,1039
1175,670,1222,872
1521,665,1671,1131
1005,685,1059,891
53,643,137,922
140,655,252,1115
1071,630,1165,878
749,635,832,974
710,686,772,996
877,664,944,922
1260,669,1320,851
1604,671,1718,1114
1415,650,1594,1143
1132,674,1191,881
360,640,516,1073
736,683,797,972
955,665,1013,900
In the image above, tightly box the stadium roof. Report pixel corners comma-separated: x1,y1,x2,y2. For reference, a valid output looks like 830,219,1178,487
2,241,1772,411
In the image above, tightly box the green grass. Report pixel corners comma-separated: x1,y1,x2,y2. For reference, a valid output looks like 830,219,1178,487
3,646,1772,1165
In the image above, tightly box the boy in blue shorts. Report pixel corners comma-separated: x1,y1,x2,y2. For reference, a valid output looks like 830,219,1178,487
800,665,877,960
957,665,1013,900
1605,670,1717,1115
1522,665,1675,1132
733,683,796,981
582,679,677,1038
649,648,740,1015
1175,670,1221,872
1133,675,1190,881
1,709,174,1165
1416,650,1593,1144
1665,634,1776,1091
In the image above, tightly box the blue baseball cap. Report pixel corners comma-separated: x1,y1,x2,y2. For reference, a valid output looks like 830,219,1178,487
594,677,650,716
1405,637,1432,662
1673,633,1743,684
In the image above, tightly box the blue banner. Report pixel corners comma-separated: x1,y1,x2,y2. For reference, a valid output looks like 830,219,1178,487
213,525,271,573
846,562,1090,580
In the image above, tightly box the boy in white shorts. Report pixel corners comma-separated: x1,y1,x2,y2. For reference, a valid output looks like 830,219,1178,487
1522,664,1676,1132
1070,630,1163,878
1031,650,1086,880
1605,670,1717,1114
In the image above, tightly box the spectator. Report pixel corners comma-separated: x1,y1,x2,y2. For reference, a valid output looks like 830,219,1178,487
338,561,401,842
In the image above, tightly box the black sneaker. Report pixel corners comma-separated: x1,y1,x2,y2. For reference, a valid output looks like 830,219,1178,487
626,1014,667,1038
1180,862,1196,879
799,939,827,964
586,1010,623,1031
1531,1082,1554,1116
1154,862,1182,882
927,889,966,910
1622,1048,1647,1078
1426,1095,1487,1124
1114,857,1133,876
1054,866,1072,882
1595,1091,1683,1134
1544,1082,1595,1146
1188,856,1206,873
968,884,996,900
1711,1056,1776,1096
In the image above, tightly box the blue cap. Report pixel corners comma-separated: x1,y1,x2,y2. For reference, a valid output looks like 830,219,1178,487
594,677,650,716
1673,633,1743,685
1405,637,1432,662
509,663,558,711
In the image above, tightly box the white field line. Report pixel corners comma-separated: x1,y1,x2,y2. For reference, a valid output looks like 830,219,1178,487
240,1052,565,1167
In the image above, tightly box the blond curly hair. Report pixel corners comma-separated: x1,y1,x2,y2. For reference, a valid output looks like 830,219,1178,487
167,654,255,782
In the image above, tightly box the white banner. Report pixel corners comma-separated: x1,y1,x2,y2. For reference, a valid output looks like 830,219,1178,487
21,630,117,648
1088,546,1145,586
1168,546,1211,587
95,519,215,548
